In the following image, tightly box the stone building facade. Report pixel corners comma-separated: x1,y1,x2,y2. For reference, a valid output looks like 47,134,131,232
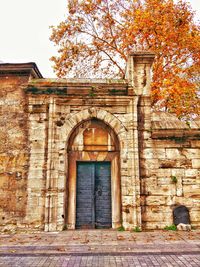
0,52,199,232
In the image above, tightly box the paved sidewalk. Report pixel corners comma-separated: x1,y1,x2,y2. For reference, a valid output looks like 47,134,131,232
1,254,200,267
0,229,199,255
0,230,200,266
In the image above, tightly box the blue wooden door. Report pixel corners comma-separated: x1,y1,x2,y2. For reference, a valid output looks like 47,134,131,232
76,162,111,229
76,162,95,229
95,162,112,228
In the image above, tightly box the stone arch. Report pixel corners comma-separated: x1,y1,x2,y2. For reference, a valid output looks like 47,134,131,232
64,111,124,230
45,107,132,231
62,107,128,150
67,118,120,152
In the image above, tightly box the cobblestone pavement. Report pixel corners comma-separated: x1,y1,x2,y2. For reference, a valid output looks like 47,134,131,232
0,253,200,267
0,230,199,266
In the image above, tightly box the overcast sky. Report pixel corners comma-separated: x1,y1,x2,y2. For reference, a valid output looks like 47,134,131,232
0,0,199,78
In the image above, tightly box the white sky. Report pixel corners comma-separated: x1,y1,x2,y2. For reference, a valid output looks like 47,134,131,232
0,0,199,78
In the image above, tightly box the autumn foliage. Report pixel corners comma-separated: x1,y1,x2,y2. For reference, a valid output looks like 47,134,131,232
50,0,200,119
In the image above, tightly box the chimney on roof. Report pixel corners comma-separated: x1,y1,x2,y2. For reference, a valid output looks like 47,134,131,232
125,51,155,96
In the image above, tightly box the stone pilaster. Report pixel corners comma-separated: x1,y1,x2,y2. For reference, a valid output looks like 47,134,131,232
126,52,155,229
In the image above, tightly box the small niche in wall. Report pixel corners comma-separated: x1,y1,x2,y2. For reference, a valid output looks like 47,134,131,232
173,205,190,225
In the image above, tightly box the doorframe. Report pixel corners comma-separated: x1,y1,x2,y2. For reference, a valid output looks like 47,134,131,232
40,108,141,232
66,154,121,229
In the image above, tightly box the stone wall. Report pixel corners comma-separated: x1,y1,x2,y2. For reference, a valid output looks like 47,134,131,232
0,74,29,231
0,64,42,231
140,113,200,229
25,90,141,231
0,56,199,232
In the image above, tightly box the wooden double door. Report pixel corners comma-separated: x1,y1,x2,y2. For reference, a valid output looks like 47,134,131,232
76,162,112,229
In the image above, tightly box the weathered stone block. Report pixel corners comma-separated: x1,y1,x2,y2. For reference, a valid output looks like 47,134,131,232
183,187,200,198
140,159,159,169
185,169,199,178
145,196,166,205
165,149,184,159
142,148,166,159
190,140,200,148
182,149,200,159
192,159,200,169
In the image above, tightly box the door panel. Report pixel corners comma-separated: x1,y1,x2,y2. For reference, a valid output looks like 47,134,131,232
76,162,111,229
76,162,95,229
95,162,112,228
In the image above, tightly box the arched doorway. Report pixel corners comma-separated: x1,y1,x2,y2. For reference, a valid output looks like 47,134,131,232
66,118,121,229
